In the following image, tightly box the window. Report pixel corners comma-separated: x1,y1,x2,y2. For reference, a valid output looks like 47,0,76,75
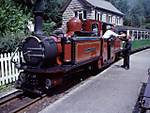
115,18,117,25
74,10,87,20
96,12,101,21
102,14,106,22
112,16,115,24
118,18,121,25
75,11,78,17
116,17,122,25
108,15,112,23
116,17,119,25
92,24,99,36
79,13,83,20
83,10,87,19
120,18,123,25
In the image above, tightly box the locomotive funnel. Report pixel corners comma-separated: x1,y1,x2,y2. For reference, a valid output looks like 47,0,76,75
34,12,43,35
33,0,47,35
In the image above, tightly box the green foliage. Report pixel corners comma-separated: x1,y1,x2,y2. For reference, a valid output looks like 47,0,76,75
0,0,65,52
21,0,64,35
45,0,63,22
0,0,31,36
0,33,25,53
106,0,150,28
43,21,56,35
108,0,129,14
131,39,150,50
42,0,64,34
129,0,145,27
144,23,150,29
0,83,14,93
0,0,32,52
143,0,150,17
27,0,64,35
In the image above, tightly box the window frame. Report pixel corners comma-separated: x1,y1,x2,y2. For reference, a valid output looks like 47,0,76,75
96,12,101,21
74,10,87,20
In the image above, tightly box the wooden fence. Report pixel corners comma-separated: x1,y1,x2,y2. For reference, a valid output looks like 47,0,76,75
0,52,22,86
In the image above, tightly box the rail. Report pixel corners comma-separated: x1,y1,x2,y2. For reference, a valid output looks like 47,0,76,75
0,90,46,113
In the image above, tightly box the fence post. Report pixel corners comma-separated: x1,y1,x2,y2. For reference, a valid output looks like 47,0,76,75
0,54,5,85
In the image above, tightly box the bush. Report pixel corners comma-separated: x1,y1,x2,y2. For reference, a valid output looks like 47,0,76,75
0,0,31,36
43,21,56,35
132,39,150,50
0,33,25,53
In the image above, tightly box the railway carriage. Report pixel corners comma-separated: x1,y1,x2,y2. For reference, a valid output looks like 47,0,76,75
115,26,150,40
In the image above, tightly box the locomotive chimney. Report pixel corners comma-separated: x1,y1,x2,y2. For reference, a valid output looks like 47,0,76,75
33,0,47,35
34,12,43,35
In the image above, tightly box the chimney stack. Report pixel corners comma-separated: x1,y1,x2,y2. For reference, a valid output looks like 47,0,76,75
33,0,47,35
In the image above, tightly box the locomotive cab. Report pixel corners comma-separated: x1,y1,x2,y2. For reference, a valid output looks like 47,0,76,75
101,23,122,64
83,19,102,36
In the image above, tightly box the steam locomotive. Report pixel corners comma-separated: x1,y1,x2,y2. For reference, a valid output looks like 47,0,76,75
11,2,122,94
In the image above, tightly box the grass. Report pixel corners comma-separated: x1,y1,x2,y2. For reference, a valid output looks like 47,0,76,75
131,39,150,50
0,83,14,93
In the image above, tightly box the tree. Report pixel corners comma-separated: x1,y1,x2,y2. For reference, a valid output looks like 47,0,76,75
129,0,145,27
105,0,130,26
105,0,149,28
25,0,64,34
143,0,150,17
0,0,31,36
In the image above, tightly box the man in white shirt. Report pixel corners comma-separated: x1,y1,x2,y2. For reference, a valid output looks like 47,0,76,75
103,25,126,39
102,25,126,62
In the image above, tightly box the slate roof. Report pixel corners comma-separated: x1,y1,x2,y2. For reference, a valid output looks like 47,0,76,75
61,0,124,16
85,0,124,15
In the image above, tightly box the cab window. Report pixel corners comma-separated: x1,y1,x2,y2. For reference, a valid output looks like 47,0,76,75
92,24,98,36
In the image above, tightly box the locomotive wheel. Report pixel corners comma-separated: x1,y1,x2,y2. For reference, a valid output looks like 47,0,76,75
15,72,26,89
94,59,102,70
111,54,116,62
97,59,102,69
140,109,146,113
91,59,102,74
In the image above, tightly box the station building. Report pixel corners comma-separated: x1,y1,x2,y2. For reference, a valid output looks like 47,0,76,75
61,0,124,32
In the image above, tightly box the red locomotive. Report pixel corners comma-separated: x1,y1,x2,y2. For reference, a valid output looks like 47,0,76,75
12,4,122,94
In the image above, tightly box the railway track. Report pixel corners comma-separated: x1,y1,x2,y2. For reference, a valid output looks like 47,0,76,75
0,90,22,105
0,70,93,113
0,89,47,113
11,94,47,113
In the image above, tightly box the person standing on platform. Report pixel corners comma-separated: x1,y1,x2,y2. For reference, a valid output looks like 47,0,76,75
120,34,132,70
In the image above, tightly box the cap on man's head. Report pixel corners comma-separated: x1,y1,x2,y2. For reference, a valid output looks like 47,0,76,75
106,25,114,30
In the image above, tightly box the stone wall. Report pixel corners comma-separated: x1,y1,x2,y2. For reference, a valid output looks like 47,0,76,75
62,0,85,32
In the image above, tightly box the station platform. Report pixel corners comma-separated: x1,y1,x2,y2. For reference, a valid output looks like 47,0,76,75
40,49,150,113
